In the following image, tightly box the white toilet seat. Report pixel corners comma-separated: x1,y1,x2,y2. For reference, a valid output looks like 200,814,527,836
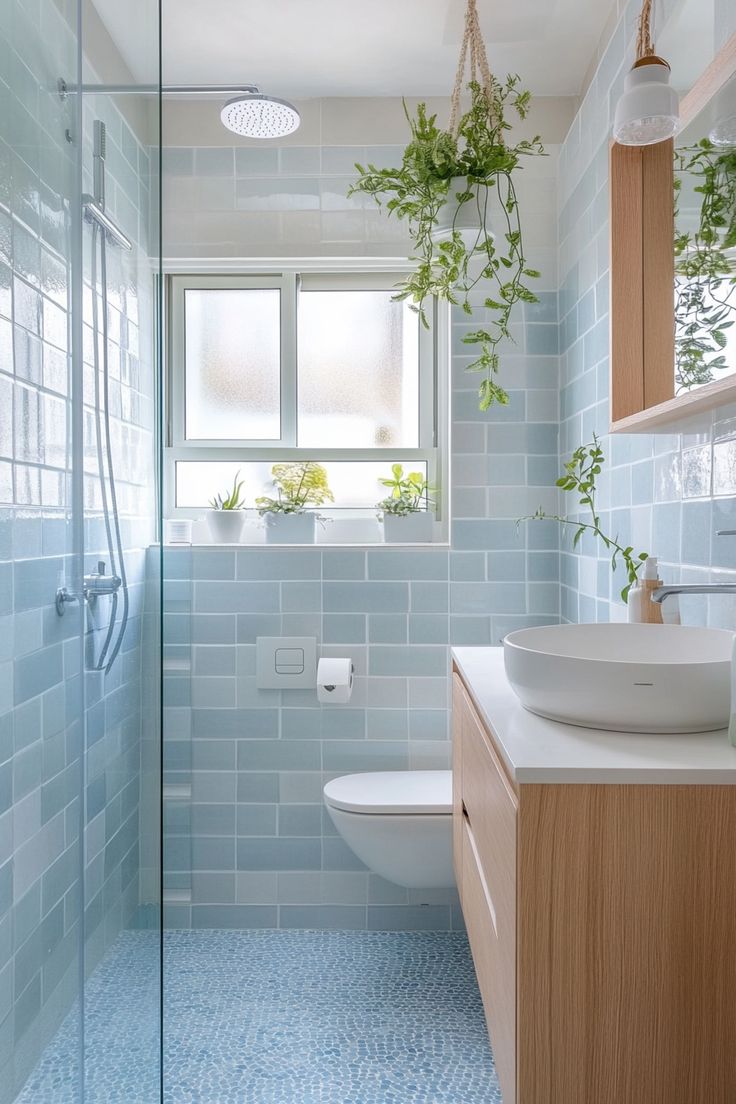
323,770,452,815
323,770,455,889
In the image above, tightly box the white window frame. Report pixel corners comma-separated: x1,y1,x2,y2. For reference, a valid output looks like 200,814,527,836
164,264,449,534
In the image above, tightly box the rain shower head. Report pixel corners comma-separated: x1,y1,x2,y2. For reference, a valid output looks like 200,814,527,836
59,79,301,140
220,92,300,139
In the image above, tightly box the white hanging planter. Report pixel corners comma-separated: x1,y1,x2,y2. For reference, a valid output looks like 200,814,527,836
433,176,496,246
382,512,434,544
206,509,246,543
263,511,317,544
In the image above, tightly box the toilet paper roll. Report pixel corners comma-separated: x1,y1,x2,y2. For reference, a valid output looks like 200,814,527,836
317,657,354,704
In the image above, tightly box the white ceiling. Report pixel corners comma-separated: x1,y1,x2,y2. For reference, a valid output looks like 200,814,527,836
91,0,616,98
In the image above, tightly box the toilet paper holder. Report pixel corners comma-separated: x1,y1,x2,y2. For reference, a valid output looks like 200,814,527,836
317,658,355,703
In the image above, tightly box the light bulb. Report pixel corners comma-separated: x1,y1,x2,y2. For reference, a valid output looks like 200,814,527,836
613,56,680,146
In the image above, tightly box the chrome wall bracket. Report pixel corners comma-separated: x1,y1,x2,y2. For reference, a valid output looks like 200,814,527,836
55,562,122,616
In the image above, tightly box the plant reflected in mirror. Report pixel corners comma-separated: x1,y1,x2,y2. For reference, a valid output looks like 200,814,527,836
674,138,736,391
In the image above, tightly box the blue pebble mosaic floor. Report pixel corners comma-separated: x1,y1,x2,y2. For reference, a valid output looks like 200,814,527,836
17,930,501,1104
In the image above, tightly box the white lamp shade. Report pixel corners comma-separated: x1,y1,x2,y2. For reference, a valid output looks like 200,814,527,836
710,114,736,147
613,58,680,146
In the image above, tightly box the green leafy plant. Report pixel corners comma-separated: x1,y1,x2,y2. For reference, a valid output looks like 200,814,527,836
376,463,437,517
255,462,334,516
349,79,544,411
209,471,246,511
519,435,648,603
674,139,736,391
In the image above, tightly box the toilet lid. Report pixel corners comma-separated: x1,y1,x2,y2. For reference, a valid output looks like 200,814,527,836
323,770,452,815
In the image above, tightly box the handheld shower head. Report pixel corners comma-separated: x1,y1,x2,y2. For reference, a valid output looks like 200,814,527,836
93,119,106,159
93,119,107,208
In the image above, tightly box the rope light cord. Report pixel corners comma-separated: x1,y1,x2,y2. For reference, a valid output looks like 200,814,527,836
448,0,499,136
636,0,656,59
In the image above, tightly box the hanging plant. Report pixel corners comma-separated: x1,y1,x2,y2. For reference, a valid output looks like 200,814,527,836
673,139,736,391
349,0,544,411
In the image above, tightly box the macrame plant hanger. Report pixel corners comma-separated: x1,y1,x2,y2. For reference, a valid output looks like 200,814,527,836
448,0,501,140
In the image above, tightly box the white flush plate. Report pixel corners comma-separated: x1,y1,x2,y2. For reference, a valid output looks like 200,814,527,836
256,636,317,690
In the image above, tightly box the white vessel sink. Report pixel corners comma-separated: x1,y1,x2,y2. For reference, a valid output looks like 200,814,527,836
503,623,734,733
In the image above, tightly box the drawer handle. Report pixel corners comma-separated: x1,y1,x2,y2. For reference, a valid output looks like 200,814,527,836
466,822,498,937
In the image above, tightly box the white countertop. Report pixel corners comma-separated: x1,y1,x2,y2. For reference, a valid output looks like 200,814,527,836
452,647,736,785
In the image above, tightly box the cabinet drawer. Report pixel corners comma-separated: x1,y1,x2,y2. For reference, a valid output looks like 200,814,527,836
451,673,466,886
459,688,517,1102
461,692,517,910
462,816,516,1103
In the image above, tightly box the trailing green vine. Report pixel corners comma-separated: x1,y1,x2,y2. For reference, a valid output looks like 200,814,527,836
349,79,544,410
674,139,736,391
519,435,649,603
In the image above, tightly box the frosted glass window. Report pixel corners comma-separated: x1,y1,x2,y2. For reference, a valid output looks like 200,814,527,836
184,289,280,440
297,291,419,448
176,460,427,510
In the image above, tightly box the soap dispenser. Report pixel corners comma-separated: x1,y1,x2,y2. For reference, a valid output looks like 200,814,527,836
729,636,736,748
627,557,664,624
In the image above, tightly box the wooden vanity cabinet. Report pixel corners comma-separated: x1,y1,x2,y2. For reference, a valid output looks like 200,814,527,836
452,667,736,1104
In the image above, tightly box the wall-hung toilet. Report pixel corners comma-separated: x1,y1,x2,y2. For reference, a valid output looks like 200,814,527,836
323,770,454,889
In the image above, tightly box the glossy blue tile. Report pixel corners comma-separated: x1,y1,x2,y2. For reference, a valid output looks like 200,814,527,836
236,837,321,870
323,581,409,613
369,646,448,677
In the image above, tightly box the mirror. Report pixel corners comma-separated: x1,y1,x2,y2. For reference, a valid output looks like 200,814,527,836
673,71,736,395
610,29,736,431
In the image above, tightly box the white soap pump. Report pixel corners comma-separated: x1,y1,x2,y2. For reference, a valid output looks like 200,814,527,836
627,556,664,624
729,636,736,748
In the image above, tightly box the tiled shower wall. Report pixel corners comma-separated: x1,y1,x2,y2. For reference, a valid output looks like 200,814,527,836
0,2,157,1098
558,0,736,624
161,96,573,929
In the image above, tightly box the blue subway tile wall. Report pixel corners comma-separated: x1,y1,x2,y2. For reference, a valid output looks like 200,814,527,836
557,0,736,626
165,543,557,930
1,3,159,1099
162,97,575,929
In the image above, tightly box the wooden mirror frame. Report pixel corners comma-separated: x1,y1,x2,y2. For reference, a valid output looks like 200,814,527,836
610,33,736,433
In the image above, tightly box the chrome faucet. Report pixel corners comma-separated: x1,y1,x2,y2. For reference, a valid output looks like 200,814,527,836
651,530,736,603
651,583,736,604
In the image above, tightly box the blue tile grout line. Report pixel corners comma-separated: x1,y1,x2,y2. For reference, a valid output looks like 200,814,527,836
16,929,501,1104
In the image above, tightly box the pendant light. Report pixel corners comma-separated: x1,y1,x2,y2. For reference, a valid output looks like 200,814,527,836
612,0,679,146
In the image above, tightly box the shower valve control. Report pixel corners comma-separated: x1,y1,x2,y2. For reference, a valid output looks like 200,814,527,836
84,561,122,601
55,562,122,617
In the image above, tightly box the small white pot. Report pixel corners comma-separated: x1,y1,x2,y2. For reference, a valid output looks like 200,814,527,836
382,512,434,543
206,509,246,543
434,175,495,246
263,511,316,544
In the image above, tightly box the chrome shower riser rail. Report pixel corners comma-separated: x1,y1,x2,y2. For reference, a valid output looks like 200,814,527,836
83,196,132,251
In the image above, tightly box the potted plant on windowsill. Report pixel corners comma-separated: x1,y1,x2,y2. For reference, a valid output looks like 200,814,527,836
376,464,436,543
207,471,247,543
256,462,334,544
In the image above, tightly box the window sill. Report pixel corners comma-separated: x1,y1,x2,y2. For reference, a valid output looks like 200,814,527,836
161,541,451,549
162,515,448,548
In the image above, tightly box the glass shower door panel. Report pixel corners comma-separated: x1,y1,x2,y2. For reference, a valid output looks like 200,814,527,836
79,2,162,1102
2,1,84,1102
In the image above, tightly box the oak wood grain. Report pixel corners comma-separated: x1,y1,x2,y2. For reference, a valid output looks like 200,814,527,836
452,667,736,1103
461,690,518,1102
451,672,465,895
517,784,736,1104
610,32,736,435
